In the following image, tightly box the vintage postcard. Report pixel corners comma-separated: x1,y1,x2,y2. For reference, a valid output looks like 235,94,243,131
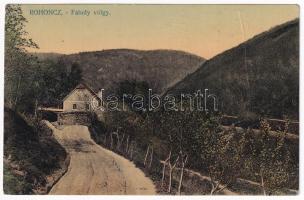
2,3,300,196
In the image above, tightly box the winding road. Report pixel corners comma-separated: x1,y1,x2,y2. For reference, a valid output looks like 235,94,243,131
46,122,156,195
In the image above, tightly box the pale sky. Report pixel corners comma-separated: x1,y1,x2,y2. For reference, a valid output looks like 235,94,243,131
21,4,299,59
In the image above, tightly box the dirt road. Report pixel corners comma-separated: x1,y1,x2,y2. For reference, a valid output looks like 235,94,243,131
46,122,156,195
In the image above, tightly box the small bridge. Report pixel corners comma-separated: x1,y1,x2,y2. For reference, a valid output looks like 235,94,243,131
38,107,63,113
38,107,93,126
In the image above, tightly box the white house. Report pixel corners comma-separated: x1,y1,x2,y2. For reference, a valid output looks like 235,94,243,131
62,83,101,112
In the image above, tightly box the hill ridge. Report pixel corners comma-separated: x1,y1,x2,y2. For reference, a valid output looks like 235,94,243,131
34,49,205,94
166,18,299,120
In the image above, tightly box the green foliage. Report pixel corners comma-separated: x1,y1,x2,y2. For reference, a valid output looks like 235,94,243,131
3,164,32,194
5,5,38,110
130,111,295,193
67,62,83,90
92,106,297,194
256,119,295,194
5,5,38,52
31,60,83,108
114,80,150,114
89,112,108,144
4,107,68,194
105,110,144,143
5,5,83,113
235,119,297,194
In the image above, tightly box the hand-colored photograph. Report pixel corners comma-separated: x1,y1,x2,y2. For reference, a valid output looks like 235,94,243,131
4,4,299,195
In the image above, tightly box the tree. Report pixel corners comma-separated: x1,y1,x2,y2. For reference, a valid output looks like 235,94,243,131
68,62,83,90
158,111,179,193
158,110,202,194
255,119,293,195
5,4,38,109
197,115,243,195
115,80,150,114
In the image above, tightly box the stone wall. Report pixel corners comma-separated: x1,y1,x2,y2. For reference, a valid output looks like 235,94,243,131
58,111,92,126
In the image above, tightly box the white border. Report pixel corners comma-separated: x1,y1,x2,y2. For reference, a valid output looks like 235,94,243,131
0,1,302,200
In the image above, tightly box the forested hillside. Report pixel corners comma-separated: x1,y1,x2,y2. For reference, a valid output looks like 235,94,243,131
34,49,205,93
167,19,299,120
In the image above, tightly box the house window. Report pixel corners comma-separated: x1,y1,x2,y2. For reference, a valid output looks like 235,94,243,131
86,103,90,110
73,104,77,109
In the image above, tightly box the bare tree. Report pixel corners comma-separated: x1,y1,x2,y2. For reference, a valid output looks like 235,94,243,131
111,128,125,151
117,132,125,150
161,150,171,188
209,172,230,195
110,132,113,149
103,134,107,145
167,155,179,193
148,146,154,169
128,141,137,159
125,135,130,153
143,145,150,166
177,153,188,195
260,170,266,195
